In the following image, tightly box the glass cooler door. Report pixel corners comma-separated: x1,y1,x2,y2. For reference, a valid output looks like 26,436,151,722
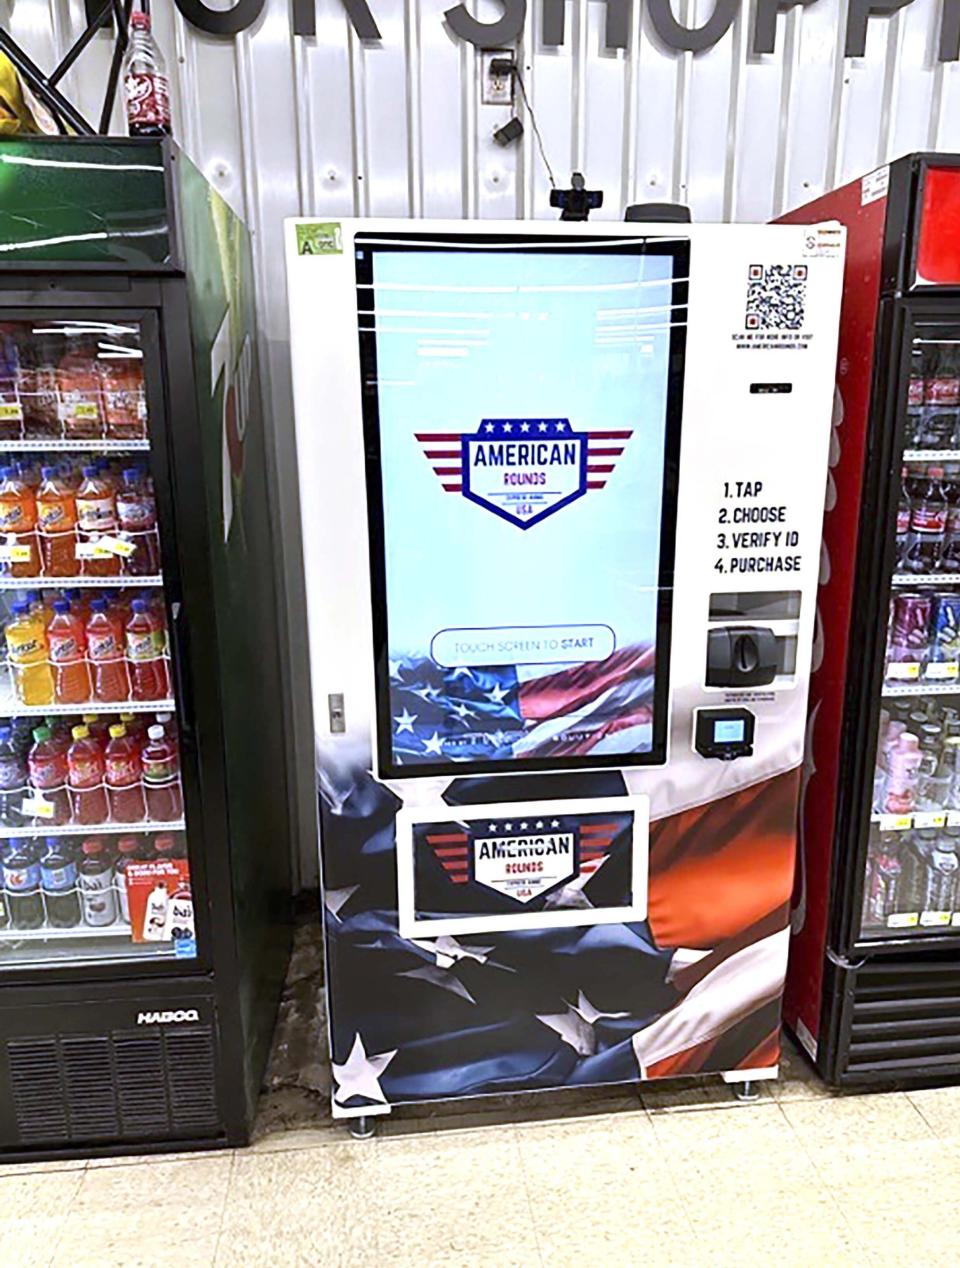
863,318,960,941
0,316,195,971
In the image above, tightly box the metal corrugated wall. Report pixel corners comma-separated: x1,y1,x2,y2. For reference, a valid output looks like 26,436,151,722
5,0,960,884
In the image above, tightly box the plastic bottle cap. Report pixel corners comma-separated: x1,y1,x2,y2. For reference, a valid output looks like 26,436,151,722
0,727,11,743
120,713,134,722
24,591,39,604
32,726,50,743
81,465,98,478
108,724,126,739
40,466,57,479
147,725,164,741
89,598,106,613
71,725,89,741
9,600,27,616
0,465,14,479
82,714,98,724
155,836,175,852
118,837,140,853
131,599,147,613
52,599,69,614
81,839,103,855
122,468,141,482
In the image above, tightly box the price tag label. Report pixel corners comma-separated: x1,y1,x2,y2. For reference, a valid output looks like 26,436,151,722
98,535,136,559
59,400,98,421
920,910,952,927
886,662,921,681
75,540,113,560
878,814,913,831
21,794,54,819
888,912,919,928
0,403,23,421
948,812,960,828
952,913,960,927
913,811,946,829
925,662,960,681
0,542,32,563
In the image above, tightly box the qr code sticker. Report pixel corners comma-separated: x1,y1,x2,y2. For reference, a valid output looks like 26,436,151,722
745,264,807,331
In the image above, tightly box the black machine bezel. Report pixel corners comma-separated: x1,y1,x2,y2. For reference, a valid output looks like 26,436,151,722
354,230,689,780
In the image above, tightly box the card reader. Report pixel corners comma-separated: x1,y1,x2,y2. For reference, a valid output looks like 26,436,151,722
694,707,755,760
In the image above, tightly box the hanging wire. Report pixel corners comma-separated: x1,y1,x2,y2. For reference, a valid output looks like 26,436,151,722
514,68,557,190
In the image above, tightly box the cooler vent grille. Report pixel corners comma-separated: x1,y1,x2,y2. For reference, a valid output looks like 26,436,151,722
5,1025,220,1146
848,956,960,1076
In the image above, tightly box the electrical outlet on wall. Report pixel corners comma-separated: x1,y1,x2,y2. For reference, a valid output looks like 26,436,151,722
481,50,515,106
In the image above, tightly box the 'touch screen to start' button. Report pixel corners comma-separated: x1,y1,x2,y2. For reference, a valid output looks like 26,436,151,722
430,624,616,669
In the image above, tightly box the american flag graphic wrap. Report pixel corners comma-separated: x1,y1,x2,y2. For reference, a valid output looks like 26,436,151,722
389,644,655,767
322,760,799,1113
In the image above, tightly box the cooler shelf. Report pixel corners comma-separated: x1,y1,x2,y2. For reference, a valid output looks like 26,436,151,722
0,575,162,590
892,573,960,586
0,819,184,839
0,919,131,942
903,449,960,462
882,681,960,697
0,697,174,716
0,439,149,452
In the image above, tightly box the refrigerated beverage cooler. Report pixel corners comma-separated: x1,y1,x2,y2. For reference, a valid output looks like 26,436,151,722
286,218,844,1125
782,153,960,1085
0,138,291,1157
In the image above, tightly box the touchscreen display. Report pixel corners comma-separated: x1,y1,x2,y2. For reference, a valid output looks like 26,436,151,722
357,234,687,776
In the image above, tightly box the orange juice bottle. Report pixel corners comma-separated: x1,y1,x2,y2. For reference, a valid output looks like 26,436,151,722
0,465,39,577
36,466,79,578
5,599,53,706
76,465,119,578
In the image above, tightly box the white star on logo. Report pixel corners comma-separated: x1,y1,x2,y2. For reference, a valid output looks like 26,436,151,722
486,683,509,705
551,820,560,828
504,822,513,832
331,1034,397,1106
488,823,496,832
394,707,417,734
538,421,548,432
502,422,512,433
520,422,530,432
535,820,544,830
555,421,567,431
422,731,444,756
484,422,495,433
520,822,528,830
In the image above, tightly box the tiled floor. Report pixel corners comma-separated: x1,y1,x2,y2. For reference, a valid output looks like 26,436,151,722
5,925,960,1265
7,1048,960,1265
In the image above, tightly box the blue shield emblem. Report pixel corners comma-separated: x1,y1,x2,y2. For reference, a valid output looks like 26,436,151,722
461,418,587,529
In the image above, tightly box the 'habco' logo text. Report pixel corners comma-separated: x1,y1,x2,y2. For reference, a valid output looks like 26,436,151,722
417,418,632,529
136,1008,201,1025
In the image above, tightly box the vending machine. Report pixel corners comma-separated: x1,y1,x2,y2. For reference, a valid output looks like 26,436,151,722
781,154,960,1086
286,219,844,1126
0,137,292,1158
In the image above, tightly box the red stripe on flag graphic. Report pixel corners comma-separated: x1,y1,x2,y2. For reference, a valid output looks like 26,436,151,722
587,464,614,474
586,429,633,439
581,823,620,834
443,483,462,492
586,446,625,456
587,481,607,490
434,848,469,859
433,467,462,476
424,449,462,458
415,433,461,441
426,832,469,843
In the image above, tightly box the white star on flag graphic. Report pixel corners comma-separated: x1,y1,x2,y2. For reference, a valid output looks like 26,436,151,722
537,991,630,1057
394,708,417,734
486,683,509,705
422,732,444,756
398,964,476,1005
331,1034,397,1106
323,885,358,920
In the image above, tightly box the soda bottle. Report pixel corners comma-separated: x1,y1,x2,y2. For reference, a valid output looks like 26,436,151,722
1,839,44,930
65,587,90,625
895,468,912,571
9,716,33,762
82,713,111,747
78,838,118,926
75,465,119,579
26,725,71,826
924,345,960,448
40,837,81,929
119,711,148,748
0,725,27,827
47,598,92,705
36,466,78,578
43,716,71,755
18,340,60,439
0,464,39,577
939,465,960,574
884,731,923,814
5,599,54,706
925,826,960,914
116,468,160,576
916,747,952,811
155,711,178,743
125,598,169,701
67,724,108,826
101,360,147,440
141,725,183,822
905,467,948,573
122,11,172,138
114,834,143,924
85,597,130,702
56,338,103,440
886,592,932,671
0,329,22,440
166,881,194,945
105,723,145,823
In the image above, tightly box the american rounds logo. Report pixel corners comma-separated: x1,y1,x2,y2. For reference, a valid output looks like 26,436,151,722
416,419,632,529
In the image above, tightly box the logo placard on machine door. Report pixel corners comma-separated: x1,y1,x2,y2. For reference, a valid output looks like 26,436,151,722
417,419,632,528
396,796,649,937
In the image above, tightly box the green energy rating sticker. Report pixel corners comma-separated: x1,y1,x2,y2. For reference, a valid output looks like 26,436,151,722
296,222,342,256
